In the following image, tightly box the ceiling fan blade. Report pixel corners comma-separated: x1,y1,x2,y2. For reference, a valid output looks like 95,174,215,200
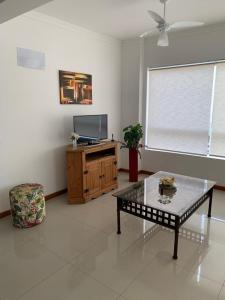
157,31,169,47
140,29,156,38
148,10,165,24
170,21,204,30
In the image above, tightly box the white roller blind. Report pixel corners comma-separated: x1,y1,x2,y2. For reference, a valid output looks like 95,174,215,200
146,64,215,155
210,63,225,156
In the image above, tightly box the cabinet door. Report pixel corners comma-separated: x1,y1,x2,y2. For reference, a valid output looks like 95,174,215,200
101,157,117,190
84,161,101,197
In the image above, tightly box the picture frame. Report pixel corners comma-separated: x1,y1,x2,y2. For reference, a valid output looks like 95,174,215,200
59,70,92,104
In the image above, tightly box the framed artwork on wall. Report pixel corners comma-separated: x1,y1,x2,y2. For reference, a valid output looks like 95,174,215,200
59,70,92,104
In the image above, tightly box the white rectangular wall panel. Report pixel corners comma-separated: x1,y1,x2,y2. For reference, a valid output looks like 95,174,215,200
17,47,45,70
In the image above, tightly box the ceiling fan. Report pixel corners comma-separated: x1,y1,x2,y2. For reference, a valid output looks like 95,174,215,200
140,0,204,47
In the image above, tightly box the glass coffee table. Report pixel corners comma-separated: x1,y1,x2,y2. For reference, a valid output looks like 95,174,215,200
113,171,215,259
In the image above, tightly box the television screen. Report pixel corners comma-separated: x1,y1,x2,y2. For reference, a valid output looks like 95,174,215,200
73,114,108,140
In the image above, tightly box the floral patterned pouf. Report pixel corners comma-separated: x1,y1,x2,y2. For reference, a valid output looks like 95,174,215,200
9,183,46,228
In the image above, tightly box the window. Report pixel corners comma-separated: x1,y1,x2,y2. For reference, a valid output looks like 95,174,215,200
210,63,225,156
145,61,225,158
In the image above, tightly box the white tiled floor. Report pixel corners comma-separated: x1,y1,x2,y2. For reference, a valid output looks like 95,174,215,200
1,173,225,299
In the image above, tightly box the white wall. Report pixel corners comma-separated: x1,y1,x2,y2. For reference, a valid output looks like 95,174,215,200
0,12,122,212
122,23,225,186
121,38,142,168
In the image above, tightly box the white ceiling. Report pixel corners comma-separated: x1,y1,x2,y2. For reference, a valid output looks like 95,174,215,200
0,0,53,23
36,0,225,39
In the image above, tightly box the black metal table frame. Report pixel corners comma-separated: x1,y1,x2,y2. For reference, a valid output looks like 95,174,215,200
116,187,214,259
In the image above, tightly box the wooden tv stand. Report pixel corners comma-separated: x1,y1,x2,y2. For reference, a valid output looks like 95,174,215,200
66,141,118,204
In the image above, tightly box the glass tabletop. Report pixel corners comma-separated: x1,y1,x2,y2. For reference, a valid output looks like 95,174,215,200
113,171,216,217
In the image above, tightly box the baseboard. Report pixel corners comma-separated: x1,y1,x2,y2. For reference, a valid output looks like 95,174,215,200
119,168,225,192
214,185,225,191
0,210,11,219
45,188,67,201
139,170,155,176
118,168,154,176
0,188,67,219
118,168,129,173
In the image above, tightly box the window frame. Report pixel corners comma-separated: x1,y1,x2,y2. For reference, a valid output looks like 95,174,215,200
145,59,225,160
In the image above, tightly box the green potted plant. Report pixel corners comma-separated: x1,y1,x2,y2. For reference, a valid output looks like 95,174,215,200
121,123,143,182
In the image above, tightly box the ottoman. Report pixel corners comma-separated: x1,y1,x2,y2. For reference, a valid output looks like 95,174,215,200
9,183,46,228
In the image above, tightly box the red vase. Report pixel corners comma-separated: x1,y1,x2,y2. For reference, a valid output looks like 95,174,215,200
129,148,138,182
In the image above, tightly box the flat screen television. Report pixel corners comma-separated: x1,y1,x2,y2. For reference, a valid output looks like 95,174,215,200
73,114,108,142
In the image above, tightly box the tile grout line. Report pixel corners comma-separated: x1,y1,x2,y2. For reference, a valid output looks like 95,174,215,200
74,232,159,298
118,251,158,297
71,237,150,297
15,262,71,300
216,284,224,300
57,205,117,235
78,269,121,298
180,245,225,287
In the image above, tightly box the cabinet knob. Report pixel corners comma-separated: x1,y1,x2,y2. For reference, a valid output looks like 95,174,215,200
84,170,88,174
84,188,89,193
114,161,117,165
114,177,117,180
